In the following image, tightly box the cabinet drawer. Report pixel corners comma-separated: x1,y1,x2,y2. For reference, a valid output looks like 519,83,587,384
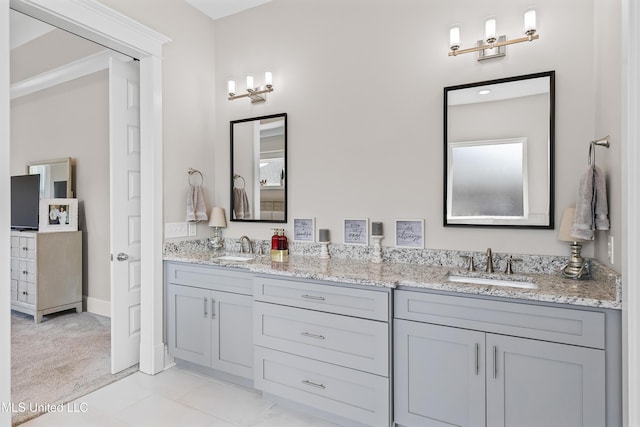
166,262,252,295
253,276,389,321
254,346,390,427
395,290,605,349
254,301,388,376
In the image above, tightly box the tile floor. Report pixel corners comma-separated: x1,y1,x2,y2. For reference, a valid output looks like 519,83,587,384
20,367,340,427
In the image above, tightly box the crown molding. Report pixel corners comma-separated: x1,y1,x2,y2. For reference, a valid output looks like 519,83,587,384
10,0,171,58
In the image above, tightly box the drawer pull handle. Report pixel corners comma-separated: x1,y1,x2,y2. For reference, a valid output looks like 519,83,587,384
301,332,325,340
302,379,326,390
493,345,498,379
475,343,480,376
301,294,325,301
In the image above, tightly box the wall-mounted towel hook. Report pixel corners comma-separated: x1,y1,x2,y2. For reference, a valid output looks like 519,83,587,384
188,168,204,186
588,135,610,166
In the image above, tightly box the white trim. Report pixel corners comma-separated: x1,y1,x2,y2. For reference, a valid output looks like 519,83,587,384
139,55,165,375
4,0,171,384
0,5,11,427
9,0,168,58
85,296,110,318
622,0,640,424
11,50,131,99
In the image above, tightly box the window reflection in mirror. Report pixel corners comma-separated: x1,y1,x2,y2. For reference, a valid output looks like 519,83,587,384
449,138,526,218
230,113,287,223
444,71,554,228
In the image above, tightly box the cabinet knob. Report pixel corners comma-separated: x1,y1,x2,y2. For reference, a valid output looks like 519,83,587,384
116,253,129,262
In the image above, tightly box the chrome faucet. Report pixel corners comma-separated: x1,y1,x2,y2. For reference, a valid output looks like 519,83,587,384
486,248,494,273
238,235,253,254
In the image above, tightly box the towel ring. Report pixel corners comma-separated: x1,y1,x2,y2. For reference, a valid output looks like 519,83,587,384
188,168,204,186
233,174,245,189
588,136,610,166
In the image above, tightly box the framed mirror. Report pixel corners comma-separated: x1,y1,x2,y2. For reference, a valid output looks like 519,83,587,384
26,157,74,198
444,71,554,228
230,113,287,223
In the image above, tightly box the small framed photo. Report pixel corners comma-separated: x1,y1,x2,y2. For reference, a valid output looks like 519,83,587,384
293,218,316,242
395,219,424,248
39,198,78,232
344,218,369,245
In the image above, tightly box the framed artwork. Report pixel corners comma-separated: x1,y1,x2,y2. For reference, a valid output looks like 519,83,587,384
344,218,369,245
39,198,78,232
293,218,315,242
395,219,424,248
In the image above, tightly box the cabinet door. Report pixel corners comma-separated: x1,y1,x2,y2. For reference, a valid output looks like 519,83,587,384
394,319,486,427
167,284,212,366
211,290,253,379
486,334,605,427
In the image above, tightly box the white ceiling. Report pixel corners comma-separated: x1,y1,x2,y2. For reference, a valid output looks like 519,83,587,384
185,0,272,20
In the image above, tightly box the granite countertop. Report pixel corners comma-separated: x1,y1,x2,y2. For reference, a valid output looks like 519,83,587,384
163,250,622,310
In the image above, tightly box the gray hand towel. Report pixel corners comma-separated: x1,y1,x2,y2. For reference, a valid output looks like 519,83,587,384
570,165,609,240
186,184,208,222
233,187,251,219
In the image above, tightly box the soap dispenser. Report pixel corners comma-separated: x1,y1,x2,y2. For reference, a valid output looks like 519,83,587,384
271,229,289,262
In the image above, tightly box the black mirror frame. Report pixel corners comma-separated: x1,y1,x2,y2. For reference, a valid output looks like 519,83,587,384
443,71,555,229
230,112,288,223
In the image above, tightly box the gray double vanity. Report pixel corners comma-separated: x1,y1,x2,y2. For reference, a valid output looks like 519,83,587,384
163,70,620,426
164,246,621,427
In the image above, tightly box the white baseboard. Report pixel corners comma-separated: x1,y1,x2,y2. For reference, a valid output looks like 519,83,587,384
85,296,111,318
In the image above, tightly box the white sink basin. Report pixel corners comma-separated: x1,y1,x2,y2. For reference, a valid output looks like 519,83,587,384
447,275,537,289
213,255,254,262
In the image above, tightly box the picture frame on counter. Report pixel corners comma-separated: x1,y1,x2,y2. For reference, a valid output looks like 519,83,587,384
395,219,424,248
344,218,369,245
293,217,316,242
39,198,78,232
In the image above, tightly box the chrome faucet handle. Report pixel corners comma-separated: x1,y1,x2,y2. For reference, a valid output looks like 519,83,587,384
504,256,522,275
486,248,494,273
461,255,475,272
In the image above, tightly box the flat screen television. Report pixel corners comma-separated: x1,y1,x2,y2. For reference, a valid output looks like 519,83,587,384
11,174,41,231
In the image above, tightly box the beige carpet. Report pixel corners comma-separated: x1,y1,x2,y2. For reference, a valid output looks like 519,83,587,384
11,310,138,426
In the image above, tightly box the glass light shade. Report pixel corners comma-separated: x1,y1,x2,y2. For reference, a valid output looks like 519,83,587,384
265,71,273,86
227,80,235,94
449,26,461,49
246,75,254,90
209,207,227,228
524,10,537,34
485,19,496,42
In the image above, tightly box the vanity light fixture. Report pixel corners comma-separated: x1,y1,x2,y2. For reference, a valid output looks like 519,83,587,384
449,10,539,61
227,71,273,103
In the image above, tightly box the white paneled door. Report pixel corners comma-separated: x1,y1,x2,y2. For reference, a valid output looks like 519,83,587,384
109,58,141,374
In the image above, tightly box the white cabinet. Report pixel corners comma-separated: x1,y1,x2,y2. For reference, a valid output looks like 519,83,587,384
394,290,613,427
165,262,253,380
253,276,391,427
10,230,82,323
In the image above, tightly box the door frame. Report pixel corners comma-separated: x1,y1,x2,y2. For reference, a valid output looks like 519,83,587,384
0,3,169,420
